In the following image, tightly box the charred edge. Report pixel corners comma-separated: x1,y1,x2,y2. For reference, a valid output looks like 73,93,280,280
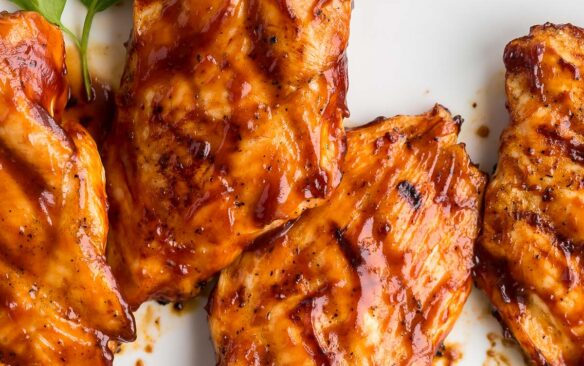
435,343,446,357
489,291,552,366
504,40,546,99
558,57,581,81
333,225,363,268
397,180,422,210
537,126,584,165
452,115,464,126
474,244,527,310
373,130,401,153
488,308,521,346
204,281,218,315
505,32,581,103
347,115,388,132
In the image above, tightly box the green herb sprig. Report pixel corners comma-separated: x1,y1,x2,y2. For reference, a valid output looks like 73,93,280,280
9,0,121,101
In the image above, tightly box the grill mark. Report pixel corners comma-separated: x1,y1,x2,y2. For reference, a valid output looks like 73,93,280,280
109,0,349,307
0,237,30,276
242,6,345,205
293,60,349,200
135,0,233,85
558,57,581,80
430,150,455,206
288,294,331,366
537,126,584,165
246,220,294,253
277,0,297,20
397,180,422,210
148,112,221,193
0,142,54,218
474,244,527,313
247,0,286,81
332,225,363,268
28,103,74,150
0,217,61,282
161,128,214,162
517,211,581,286
0,344,21,365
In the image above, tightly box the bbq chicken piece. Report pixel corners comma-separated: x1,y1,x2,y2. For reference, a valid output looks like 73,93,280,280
208,106,487,366
0,12,134,366
104,0,351,308
475,24,584,366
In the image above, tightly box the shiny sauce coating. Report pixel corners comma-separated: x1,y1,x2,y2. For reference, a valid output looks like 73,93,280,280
476,23,584,366
209,106,486,366
104,0,352,308
0,11,134,366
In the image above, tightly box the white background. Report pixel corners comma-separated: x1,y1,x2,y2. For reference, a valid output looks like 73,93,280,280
2,0,584,365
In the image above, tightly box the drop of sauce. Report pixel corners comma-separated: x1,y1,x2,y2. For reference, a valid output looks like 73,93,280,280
171,297,200,316
433,343,463,366
476,125,490,138
483,331,523,366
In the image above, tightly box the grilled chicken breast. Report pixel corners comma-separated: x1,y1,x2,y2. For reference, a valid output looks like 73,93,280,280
104,0,351,308
0,12,134,365
475,24,584,366
209,106,487,366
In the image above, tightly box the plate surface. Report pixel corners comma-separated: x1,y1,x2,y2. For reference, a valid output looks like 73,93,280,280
2,0,584,365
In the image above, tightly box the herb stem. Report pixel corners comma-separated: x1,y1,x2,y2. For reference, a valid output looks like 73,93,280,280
60,24,81,49
80,0,97,101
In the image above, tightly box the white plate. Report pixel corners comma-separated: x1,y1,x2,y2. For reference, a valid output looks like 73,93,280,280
2,0,584,365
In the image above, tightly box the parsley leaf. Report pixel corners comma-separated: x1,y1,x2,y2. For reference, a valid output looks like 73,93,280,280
8,0,67,25
80,0,121,13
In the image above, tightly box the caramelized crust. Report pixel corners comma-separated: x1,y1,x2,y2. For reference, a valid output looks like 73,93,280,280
0,12,134,366
104,0,351,308
476,24,584,366
209,106,486,366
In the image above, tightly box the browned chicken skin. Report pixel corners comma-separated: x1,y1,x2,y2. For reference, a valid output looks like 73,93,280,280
475,24,584,366
209,106,487,366
104,0,351,308
0,12,134,366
